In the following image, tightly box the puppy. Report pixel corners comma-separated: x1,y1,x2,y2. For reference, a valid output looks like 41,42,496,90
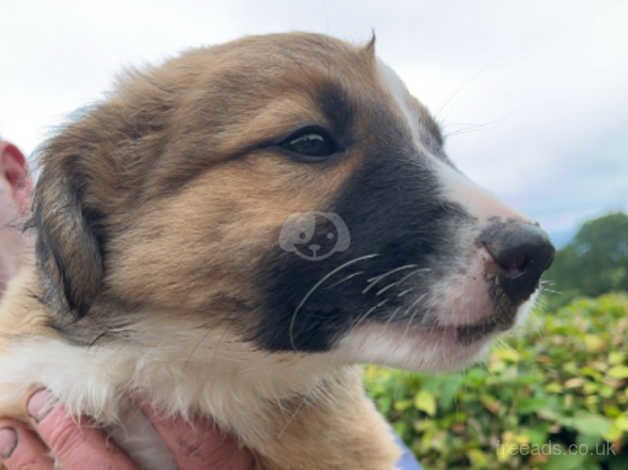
0,33,554,469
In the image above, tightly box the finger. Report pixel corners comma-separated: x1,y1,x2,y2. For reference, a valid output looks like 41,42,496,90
26,388,138,470
142,404,254,470
0,420,54,470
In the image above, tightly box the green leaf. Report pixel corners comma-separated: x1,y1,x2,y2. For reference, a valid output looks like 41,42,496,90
377,396,392,414
480,394,502,414
546,382,563,393
518,397,550,414
414,390,436,416
494,347,521,363
584,334,606,352
571,412,612,437
466,448,489,467
608,365,628,379
614,414,628,431
436,374,464,409
521,427,548,446
393,399,412,412
541,452,586,470
608,351,624,365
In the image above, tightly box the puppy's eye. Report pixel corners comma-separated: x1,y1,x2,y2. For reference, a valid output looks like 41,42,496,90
279,126,340,162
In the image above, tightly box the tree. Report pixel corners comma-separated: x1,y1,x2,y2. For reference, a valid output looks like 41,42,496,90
544,212,628,307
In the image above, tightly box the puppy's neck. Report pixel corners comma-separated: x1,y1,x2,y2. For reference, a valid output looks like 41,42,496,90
1,266,347,423
0,267,400,469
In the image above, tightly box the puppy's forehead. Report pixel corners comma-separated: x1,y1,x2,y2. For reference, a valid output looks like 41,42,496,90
170,34,387,141
196,33,378,100
209,33,441,148
168,33,443,150
223,32,375,79
142,33,444,198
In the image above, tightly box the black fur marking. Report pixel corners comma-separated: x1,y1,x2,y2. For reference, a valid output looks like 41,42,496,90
315,83,356,141
256,107,471,351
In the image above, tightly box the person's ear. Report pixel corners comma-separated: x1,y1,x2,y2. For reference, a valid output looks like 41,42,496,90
0,143,32,214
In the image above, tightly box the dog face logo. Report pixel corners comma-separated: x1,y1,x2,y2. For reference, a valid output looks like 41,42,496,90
279,211,351,261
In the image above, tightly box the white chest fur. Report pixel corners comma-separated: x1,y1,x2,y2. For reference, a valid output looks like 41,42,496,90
0,318,344,469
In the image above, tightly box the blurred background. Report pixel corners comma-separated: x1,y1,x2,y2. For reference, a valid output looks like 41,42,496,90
1,1,626,468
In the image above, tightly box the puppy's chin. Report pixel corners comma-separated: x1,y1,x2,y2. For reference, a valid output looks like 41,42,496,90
338,290,539,373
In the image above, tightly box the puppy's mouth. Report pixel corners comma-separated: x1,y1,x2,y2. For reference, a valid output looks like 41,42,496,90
340,273,541,372
406,312,513,347
454,314,513,345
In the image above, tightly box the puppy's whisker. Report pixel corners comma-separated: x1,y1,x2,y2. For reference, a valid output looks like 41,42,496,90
380,304,404,339
374,267,428,297
365,264,418,284
540,286,562,295
352,298,389,331
276,393,310,439
400,293,427,341
289,253,379,350
362,264,418,294
209,327,230,364
397,287,415,298
375,282,397,297
179,319,220,372
327,271,365,289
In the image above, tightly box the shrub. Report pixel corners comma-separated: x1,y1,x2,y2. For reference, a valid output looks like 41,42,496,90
364,293,628,469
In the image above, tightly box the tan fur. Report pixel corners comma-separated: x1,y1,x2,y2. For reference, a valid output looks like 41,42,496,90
0,270,400,469
0,33,402,469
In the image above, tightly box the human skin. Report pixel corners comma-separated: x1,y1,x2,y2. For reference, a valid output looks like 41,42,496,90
0,141,32,296
0,141,254,469
0,389,254,469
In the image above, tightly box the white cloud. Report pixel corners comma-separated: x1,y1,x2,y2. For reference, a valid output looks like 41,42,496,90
1,0,626,242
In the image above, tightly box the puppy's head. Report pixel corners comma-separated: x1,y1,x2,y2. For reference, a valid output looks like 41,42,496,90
32,33,553,372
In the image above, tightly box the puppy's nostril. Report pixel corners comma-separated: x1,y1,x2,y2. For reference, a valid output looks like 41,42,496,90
503,253,528,278
485,246,529,279
480,221,555,303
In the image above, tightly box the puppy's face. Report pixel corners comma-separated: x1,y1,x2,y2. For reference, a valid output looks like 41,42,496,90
33,33,553,372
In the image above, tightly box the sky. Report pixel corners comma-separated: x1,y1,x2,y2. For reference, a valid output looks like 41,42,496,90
1,0,627,245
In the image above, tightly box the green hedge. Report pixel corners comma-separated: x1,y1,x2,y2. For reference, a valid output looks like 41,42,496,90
364,294,628,469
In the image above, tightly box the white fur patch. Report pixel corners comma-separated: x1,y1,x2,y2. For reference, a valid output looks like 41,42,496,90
0,314,341,469
376,59,527,224
339,322,493,373
431,156,528,223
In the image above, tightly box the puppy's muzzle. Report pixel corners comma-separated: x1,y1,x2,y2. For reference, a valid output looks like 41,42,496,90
480,220,555,304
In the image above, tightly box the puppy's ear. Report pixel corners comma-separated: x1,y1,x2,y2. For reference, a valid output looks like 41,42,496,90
31,141,106,319
29,71,175,319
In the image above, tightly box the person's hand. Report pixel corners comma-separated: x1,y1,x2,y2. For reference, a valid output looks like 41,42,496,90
0,388,254,469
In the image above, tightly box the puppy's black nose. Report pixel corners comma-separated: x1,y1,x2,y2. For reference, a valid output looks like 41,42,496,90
480,221,555,304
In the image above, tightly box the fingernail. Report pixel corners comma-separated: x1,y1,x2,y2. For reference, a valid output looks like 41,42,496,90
0,427,17,459
27,389,55,422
